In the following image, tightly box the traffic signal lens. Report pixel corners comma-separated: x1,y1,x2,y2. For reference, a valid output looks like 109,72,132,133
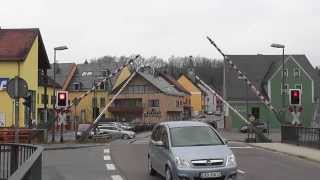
290,90,300,105
59,93,66,100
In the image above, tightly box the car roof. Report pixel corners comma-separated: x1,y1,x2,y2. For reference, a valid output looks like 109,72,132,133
158,121,209,128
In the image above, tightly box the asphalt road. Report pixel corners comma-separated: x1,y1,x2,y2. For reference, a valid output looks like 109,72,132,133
43,145,109,180
110,136,320,180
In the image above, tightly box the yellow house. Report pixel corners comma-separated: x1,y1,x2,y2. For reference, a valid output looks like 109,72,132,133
177,74,205,116
0,28,51,127
37,75,61,126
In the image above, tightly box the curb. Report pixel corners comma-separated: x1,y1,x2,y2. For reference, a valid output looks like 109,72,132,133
43,144,107,151
249,144,320,164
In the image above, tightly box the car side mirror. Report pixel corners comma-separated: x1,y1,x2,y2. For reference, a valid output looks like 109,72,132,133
153,140,164,146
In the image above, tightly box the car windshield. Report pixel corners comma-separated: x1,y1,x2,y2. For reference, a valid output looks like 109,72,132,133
170,126,223,147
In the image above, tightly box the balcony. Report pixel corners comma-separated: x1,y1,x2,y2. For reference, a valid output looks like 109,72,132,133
108,106,143,113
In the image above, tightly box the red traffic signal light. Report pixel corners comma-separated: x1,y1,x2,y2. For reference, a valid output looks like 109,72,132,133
290,89,301,105
56,91,69,108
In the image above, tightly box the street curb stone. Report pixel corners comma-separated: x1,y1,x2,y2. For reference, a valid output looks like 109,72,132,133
249,143,320,164
43,143,107,151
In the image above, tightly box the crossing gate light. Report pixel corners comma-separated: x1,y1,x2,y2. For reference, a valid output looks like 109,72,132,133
56,91,69,108
290,89,301,105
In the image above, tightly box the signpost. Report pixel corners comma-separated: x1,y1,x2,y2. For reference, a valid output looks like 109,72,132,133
6,77,28,143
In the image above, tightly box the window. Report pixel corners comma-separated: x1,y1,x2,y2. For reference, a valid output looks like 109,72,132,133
98,82,105,90
170,126,223,147
37,93,39,104
100,97,106,108
73,83,81,90
41,94,48,104
81,71,93,77
295,84,302,90
161,127,169,148
151,126,163,141
148,99,160,107
251,107,260,120
51,95,56,105
281,83,289,95
282,69,288,77
294,68,300,78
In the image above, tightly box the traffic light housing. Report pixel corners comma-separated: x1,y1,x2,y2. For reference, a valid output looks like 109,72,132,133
290,89,301,105
23,95,32,108
56,91,69,108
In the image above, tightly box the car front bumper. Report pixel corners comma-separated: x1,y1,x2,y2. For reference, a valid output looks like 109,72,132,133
174,166,238,180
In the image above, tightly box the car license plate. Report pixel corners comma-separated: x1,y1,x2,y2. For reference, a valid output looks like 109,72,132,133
200,172,222,178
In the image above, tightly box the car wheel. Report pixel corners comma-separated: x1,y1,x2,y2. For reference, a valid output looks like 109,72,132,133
165,167,172,180
148,156,156,176
122,134,129,140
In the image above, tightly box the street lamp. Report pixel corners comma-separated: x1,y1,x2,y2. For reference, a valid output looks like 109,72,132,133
52,45,68,143
270,43,285,124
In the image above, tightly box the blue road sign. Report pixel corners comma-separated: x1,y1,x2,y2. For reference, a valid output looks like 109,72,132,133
0,78,9,90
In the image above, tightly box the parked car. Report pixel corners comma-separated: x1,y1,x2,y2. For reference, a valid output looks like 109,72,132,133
148,121,238,180
240,122,268,133
119,122,134,131
96,125,135,139
76,124,94,139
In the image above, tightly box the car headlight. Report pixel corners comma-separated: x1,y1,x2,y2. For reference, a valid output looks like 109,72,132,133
175,157,191,168
226,154,237,167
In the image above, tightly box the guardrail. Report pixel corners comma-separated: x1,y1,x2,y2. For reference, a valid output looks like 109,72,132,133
0,144,43,180
281,125,320,149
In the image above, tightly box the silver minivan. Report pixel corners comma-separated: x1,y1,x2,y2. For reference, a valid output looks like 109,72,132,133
148,121,237,180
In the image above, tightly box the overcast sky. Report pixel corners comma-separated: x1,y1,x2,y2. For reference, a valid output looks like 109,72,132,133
1,0,319,65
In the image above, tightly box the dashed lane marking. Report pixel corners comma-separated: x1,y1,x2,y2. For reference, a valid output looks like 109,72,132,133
105,163,116,170
104,155,111,161
230,146,253,149
104,149,110,154
111,175,123,180
237,169,246,174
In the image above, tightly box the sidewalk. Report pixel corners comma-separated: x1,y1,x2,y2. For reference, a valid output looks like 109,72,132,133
218,129,281,142
250,143,320,163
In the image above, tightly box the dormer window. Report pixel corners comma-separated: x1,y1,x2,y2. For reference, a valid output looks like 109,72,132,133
294,68,300,78
73,82,81,90
81,71,93,77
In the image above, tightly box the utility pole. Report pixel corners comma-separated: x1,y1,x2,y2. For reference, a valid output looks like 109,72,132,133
52,50,56,143
43,69,48,128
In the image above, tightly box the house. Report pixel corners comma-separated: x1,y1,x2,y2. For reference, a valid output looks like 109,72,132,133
66,62,117,123
177,73,206,116
225,54,320,128
159,72,192,119
0,28,51,127
108,68,187,123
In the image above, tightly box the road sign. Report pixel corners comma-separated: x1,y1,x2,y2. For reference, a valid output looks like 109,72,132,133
6,77,28,98
0,78,9,90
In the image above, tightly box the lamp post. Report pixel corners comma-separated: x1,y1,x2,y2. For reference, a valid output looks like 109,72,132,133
270,43,285,124
52,46,68,143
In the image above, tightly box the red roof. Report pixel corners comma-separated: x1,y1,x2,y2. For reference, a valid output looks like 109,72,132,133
0,28,50,69
0,29,39,60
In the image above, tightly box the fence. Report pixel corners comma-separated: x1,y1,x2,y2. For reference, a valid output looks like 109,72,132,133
281,125,320,149
0,144,43,180
0,129,46,144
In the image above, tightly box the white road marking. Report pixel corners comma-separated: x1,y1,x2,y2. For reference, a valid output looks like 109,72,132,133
237,169,246,174
105,163,116,170
111,175,123,180
104,149,110,154
230,146,253,149
104,155,111,161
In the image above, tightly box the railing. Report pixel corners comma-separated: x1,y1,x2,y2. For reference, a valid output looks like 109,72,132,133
281,125,320,149
0,144,43,180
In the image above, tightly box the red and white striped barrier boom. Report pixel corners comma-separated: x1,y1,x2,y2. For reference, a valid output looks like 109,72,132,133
206,36,280,120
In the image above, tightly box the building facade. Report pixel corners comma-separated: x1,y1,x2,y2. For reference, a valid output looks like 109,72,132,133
177,74,205,116
0,28,50,127
225,55,319,128
108,70,186,123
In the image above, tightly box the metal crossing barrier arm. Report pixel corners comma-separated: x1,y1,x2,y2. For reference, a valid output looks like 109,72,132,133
206,36,281,122
79,71,137,141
